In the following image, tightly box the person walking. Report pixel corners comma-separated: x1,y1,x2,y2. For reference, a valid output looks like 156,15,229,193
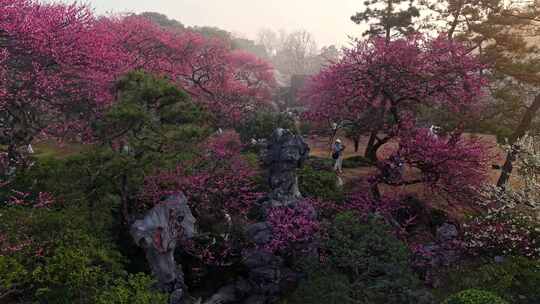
332,138,345,174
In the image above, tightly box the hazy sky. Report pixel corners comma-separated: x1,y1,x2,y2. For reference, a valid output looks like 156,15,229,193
52,0,367,48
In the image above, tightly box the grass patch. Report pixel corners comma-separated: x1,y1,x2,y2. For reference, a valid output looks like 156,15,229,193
342,155,372,168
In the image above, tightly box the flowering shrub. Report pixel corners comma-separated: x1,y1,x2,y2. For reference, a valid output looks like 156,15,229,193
140,131,262,217
316,191,420,237
462,135,540,259
344,192,405,220
409,238,465,284
370,128,491,203
265,199,320,254
0,181,56,209
0,233,33,256
182,234,239,267
6,190,55,208
463,210,540,258
397,129,490,197
495,134,540,215
138,166,185,210
138,131,261,268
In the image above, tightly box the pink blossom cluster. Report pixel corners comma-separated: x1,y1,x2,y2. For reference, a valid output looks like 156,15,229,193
1,181,56,208
302,35,487,126
386,128,491,201
182,237,235,267
0,233,33,256
313,192,415,233
0,152,8,176
96,17,275,123
0,0,275,148
265,199,320,254
0,0,113,140
343,192,405,219
140,131,262,216
463,212,540,258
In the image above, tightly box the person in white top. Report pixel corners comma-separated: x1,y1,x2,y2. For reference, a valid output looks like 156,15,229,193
332,139,345,174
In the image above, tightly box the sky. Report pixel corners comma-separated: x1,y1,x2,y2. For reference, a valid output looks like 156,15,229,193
50,0,367,48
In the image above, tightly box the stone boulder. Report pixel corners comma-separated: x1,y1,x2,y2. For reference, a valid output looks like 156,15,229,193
130,192,196,303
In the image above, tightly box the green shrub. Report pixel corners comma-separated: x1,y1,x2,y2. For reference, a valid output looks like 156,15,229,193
444,289,508,304
298,165,344,202
342,155,372,168
437,257,540,304
0,206,126,303
305,156,334,171
96,273,168,304
32,235,124,303
298,120,312,135
4,149,126,210
0,256,29,299
235,110,295,143
290,213,433,304
428,208,450,230
289,263,354,304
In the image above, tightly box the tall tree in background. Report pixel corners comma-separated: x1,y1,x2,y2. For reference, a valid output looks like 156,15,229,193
256,28,337,80
137,12,268,58
351,0,421,40
274,30,319,75
256,28,283,57
137,12,185,30
422,0,540,186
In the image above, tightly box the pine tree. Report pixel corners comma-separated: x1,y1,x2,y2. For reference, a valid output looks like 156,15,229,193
351,0,421,40
422,0,540,186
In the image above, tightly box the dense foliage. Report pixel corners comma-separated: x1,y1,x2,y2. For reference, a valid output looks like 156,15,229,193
444,289,508,304
1,0,540,303
438,257,540,303
235,110,295,143
0,0,275,174
290,212,432,304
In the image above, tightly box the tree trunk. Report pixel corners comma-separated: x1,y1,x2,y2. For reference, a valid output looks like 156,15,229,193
497,149,517,187
354,137,360,152
365,131,377,160
497,93,540,187
365,133,390,163
120,173,130,225
7,143,19,170
371,183,381,201
328,120,340,154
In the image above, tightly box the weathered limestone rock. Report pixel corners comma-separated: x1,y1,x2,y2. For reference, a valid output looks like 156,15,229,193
242,129,311,303
130,192,196,304
436,223,458,242
261,128,309,205
204,129,313,304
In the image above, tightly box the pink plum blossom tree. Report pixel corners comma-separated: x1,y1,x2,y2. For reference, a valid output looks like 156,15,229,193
302,35,487,162
302,34,491,202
